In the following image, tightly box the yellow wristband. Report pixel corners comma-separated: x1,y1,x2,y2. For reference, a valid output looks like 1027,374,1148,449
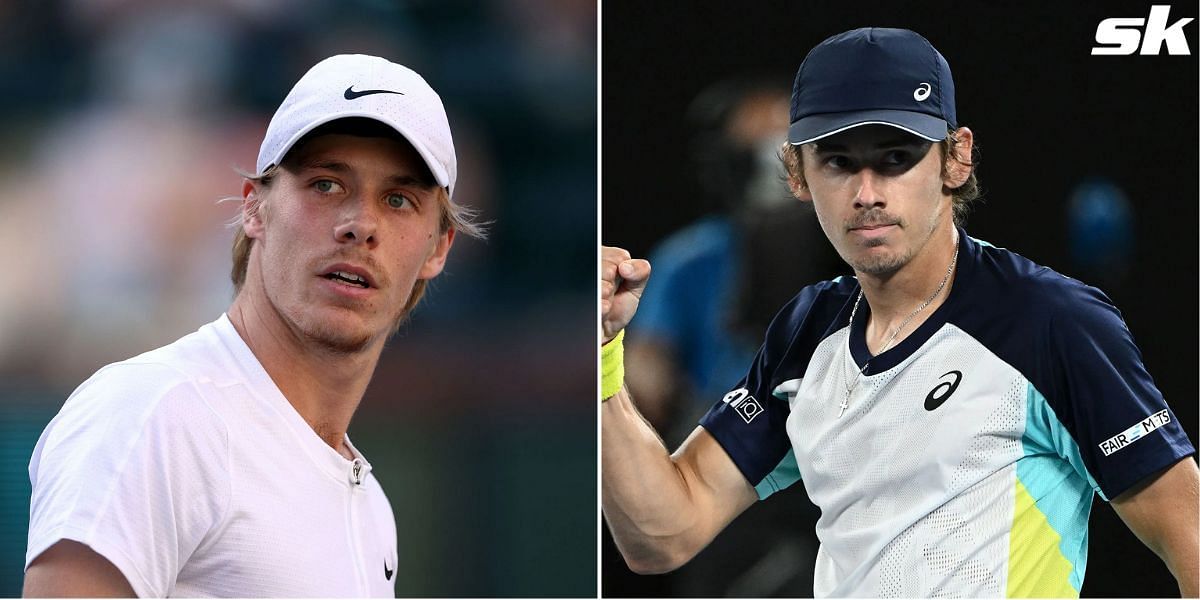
600,329,625,401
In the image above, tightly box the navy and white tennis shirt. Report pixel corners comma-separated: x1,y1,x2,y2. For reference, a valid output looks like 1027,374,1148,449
700,228,1195,597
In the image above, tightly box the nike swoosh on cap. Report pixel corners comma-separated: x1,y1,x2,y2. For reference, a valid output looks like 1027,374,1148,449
344,86,405,100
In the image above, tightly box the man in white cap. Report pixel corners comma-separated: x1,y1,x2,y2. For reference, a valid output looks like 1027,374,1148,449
24,54,482,597
601,28,1197,597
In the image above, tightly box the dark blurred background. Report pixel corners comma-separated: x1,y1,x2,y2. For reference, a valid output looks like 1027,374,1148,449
0,0,595,596
602,0,1198,597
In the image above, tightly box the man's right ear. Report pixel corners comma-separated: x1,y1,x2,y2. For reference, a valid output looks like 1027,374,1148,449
242,180,266,239
788,174,812,202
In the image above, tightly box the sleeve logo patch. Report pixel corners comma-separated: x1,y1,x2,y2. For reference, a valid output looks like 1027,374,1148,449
722,388,765,424
1098,410,1170,456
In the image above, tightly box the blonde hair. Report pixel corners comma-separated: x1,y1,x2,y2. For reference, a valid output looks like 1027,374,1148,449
228,165,484,321
780,129,981,224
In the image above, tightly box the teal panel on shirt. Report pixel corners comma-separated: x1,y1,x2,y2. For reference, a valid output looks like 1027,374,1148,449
971,235,998,249
1020,383,1098,592
755,449,800,500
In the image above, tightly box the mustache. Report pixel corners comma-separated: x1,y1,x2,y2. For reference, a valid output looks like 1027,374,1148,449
846,210,902,230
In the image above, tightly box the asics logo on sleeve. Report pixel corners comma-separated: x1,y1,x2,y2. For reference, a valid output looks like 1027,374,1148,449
344,86,405,100
722,388,765,423
924,370,962,411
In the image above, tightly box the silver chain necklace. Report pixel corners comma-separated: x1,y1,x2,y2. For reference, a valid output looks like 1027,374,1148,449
839,235,959,418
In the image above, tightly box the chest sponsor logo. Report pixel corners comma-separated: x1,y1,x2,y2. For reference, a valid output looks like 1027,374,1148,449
1099,410,1170,456
721,388,765,424
923,370,962,411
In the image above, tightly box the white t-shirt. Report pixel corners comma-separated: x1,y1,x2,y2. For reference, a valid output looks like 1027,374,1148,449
26,314,399,597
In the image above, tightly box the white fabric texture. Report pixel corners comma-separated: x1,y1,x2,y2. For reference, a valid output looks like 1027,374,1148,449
27,314,398,597
785,324,1024,597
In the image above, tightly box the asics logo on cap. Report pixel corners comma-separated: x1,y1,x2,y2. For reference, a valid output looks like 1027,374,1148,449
343,86,405,100
913,83,931,101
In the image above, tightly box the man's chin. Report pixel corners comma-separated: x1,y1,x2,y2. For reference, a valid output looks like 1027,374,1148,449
297,310,381,355
849,249,908,276
307,328,376,355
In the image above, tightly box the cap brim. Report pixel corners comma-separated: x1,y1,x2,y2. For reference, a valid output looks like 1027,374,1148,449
261,112,451,191
788,110,947,145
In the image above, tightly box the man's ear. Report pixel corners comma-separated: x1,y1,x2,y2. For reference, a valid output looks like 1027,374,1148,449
943,127,974,190
418,228,456,280
785,144,814,202
788,173,813,202
242,180,266,239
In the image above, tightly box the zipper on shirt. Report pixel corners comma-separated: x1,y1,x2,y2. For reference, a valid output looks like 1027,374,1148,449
347,458,371,595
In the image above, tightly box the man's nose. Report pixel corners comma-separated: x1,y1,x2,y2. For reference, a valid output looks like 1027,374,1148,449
854,169,886,209
333,196,378,246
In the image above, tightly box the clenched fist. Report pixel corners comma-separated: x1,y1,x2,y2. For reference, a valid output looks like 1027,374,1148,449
601,246,651,345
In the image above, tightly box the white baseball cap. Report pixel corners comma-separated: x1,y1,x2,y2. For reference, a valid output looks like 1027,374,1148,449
256,54,457,198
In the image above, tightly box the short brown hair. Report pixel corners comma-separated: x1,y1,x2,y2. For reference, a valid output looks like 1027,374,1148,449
780,129,981,224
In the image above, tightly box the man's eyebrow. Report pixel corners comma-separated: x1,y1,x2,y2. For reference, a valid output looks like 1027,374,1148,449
812,142,845,153
875,137,929,149
298,159,436,188
386,174,436,188
298,159,351,173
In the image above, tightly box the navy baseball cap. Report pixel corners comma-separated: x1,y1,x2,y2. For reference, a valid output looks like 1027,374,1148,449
788,28,956,145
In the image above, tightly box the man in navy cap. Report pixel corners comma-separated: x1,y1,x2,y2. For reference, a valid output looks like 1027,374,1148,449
601,28,1197,597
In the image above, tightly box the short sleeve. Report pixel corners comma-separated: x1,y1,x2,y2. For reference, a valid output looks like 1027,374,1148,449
26,364,231,597
1041,285,1195,500
699,342,794,497
699,280,849,499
